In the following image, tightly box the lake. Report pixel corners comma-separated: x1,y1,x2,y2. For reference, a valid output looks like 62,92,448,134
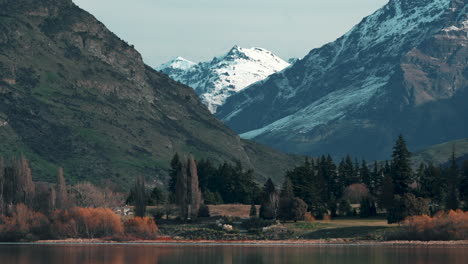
0,243,466,264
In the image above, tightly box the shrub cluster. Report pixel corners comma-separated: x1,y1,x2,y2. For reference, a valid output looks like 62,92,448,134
0,204,50,241
124,217,158,240
0,205,161,241
50,207,124,239
387,210,468,241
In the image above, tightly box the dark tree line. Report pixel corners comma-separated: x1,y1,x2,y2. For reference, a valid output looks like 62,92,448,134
281,136,468,223
168,154,261,205
0,155,69,216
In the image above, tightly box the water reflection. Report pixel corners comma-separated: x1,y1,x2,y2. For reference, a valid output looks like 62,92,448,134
0,244,466,264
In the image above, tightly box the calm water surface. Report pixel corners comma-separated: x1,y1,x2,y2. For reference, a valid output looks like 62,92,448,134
0,244,466,264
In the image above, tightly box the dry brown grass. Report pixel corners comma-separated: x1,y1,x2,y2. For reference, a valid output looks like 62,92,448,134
208,204,259,218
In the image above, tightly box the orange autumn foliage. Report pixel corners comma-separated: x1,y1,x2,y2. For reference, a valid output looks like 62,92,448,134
124,217,159,240
51,207,123,239
304,212,316,223
0,204,50,241
395,210,468,241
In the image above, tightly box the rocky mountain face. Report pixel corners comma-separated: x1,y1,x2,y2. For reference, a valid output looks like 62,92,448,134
0,0,300,186
157,46,290,113
216,0,468,160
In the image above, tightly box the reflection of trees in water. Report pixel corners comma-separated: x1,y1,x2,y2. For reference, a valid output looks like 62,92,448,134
0,245,467,264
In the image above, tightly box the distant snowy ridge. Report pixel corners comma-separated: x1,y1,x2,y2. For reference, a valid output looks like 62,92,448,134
156,46,290,113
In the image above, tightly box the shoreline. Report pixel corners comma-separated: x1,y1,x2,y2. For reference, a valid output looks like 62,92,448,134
2,239,467,247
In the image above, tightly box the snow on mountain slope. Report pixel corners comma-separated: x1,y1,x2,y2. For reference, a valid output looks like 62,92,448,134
157,46,290,113
216,0,467,159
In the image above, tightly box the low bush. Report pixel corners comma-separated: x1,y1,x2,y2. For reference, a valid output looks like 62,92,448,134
124,217,158,240
198,205,210,218
304,212,316,223
0,204,50,241
386,210,468,241
51,207,123,239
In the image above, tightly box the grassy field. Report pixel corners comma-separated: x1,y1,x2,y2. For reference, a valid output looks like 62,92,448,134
153,204,397,241
288,218,396,240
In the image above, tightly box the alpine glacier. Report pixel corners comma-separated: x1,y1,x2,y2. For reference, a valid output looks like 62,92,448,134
157,46,290,113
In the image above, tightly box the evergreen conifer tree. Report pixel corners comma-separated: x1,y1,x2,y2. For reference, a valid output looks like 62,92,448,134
168,153,181,202
460,160,468,210
391,135,412,195
0,157,4,215
249,202,257,218
445,148,460,210
280,177,294,199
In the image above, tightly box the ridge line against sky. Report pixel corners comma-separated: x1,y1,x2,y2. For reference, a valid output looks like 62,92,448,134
72,0,389,66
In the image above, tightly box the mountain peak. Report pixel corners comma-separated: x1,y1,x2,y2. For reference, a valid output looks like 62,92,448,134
157,46,290,113
156,57,196,71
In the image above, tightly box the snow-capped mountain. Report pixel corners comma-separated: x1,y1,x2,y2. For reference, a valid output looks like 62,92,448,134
156,46,290,113
216,0,468,160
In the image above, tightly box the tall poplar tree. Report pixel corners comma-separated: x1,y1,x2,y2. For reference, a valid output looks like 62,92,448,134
55,167,68,210
133,176,147,217
188,155,203,219
175,154,203,220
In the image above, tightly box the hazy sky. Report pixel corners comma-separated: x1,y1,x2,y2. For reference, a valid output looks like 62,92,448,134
72,0,389,66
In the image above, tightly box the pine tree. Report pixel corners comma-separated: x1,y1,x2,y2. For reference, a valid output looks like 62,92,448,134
0,157,4,215
369,161,381,196
460,160,468,210
445,148,460,210
344,155,355,185
380,173,394,211
55,167,68,210
249,202,257,218
280,177,294,199
168,153,181,202
175,157,188,220
360,160,371,191
260,178,278,219
391,135,412,195
133,176,146,217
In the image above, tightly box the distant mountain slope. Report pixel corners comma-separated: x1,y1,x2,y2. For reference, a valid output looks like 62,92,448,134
412,138,468,166
0,0,300,186
157,46,290,113
217,0,468,160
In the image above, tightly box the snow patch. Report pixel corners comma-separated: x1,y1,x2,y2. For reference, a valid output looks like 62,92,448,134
240,75,390,139
157,46,290,113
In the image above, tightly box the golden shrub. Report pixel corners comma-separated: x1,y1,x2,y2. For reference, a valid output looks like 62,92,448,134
124,217,158,240
304,212,316,223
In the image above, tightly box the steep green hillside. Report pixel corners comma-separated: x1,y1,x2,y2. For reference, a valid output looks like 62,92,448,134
0,0,300,187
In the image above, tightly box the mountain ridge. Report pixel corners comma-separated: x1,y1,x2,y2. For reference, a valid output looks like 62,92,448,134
216,0,467,160
157,45,290,113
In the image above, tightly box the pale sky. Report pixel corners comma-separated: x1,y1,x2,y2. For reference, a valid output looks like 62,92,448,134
72,0,389,66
